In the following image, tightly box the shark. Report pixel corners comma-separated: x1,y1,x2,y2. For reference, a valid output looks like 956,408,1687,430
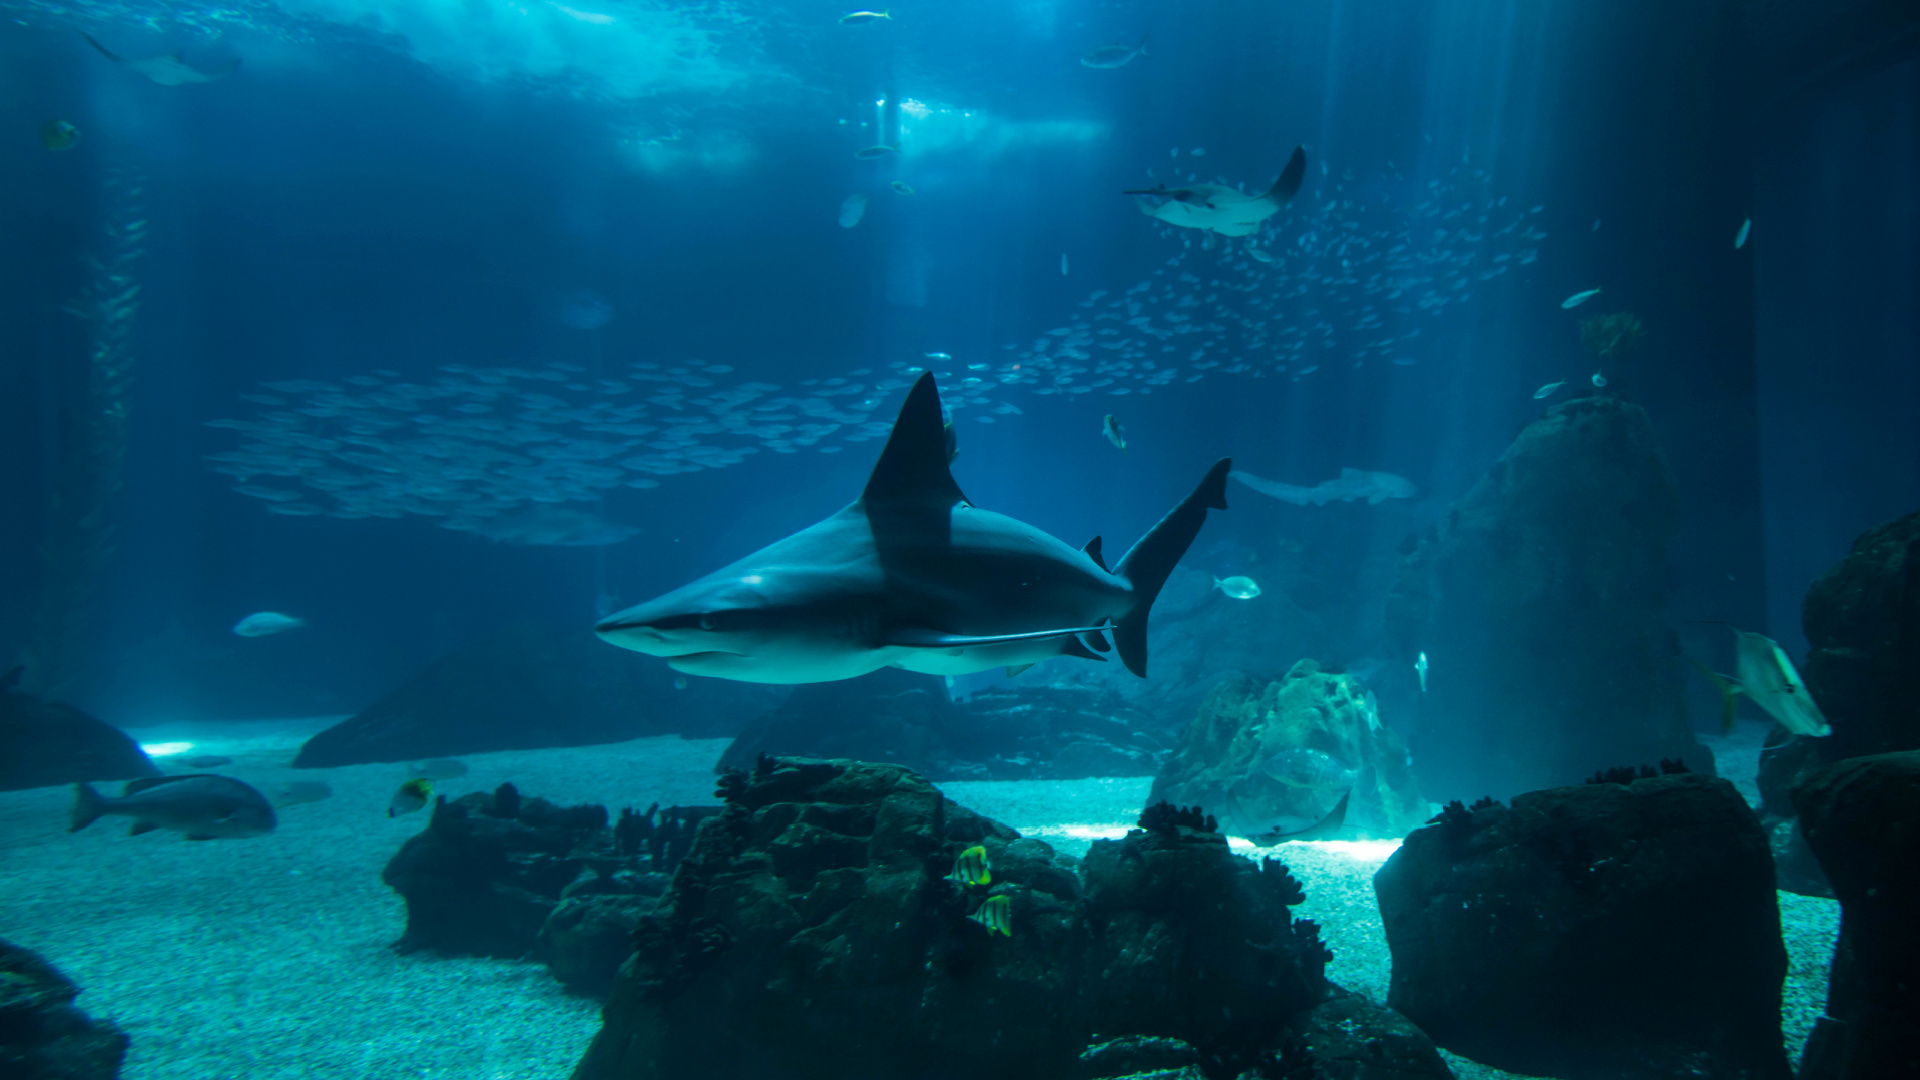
595,371,1230,684
82,32,240,86
1230,467,1415,506
1124,145,1307,238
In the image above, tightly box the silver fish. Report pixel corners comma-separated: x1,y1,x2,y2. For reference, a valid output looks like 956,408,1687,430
71,775,277,839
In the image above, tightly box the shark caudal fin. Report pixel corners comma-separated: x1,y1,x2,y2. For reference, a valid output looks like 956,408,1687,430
69,783,109,833
1264,146,1307,204
1112,457,1231,677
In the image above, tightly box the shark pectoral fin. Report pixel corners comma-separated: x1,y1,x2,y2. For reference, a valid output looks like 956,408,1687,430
1006,664,1035,678
1083,536,1107,571
886,625,1109,650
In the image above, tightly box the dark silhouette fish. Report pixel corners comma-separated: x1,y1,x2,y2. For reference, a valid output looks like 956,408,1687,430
71,774,276,839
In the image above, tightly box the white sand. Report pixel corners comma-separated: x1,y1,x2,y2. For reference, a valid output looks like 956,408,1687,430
0,724,1837,1078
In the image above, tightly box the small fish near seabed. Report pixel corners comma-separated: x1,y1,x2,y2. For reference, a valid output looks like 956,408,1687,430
82,32,240,86
594,371,1231,684
1125,145,1307,238
1230,467,1415,507
232,611,304,637
839,9,890,23
389,778,433,818
1561,288,1602,309
947,844,991,887
1101,414,1128,454
1263,748,1359,791
1533,381,1565,400
854,144,900,160
1690,627,1830,736
40,120,80,151
838,193,868,228
1415,651,1429,692
1081,36,1148,69
71,775,277,840
969,894,1012,936
409,758,469,780
1213,575,1261,600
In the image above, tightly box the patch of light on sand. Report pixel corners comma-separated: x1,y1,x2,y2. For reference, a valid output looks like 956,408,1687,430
1020,822,1135,843
137,741,194,757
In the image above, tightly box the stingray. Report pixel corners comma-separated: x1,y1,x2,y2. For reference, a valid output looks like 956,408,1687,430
83,32,240,86
1125,145,1307,238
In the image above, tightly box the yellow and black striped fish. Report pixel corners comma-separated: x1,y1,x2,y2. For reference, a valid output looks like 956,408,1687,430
969,895,1011,937
947,844,991,887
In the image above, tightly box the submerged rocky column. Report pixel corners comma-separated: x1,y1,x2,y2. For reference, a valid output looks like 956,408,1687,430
21,166,146,700
1384,395,1707,799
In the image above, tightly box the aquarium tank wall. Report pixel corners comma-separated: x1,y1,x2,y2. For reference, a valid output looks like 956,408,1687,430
1,0,1916,1078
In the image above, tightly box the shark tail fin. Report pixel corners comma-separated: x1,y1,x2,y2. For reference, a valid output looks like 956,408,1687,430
1264,146,1307,205
1112,458,1231,677
70,783,109,833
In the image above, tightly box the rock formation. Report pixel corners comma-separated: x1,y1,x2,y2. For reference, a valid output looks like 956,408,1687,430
1384,395,1710,799
1792,751,1920,1079
570,757,1361,1080
0,938,129,1080
1373,772,1788,1080
0,667,157,793
1758,509,1920,815
294,630,783,767
1150,661,1427,838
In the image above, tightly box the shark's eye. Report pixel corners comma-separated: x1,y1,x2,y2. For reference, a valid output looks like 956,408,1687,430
699,614,716,631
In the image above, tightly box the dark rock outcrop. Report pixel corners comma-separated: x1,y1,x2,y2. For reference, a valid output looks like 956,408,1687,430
1150,661,1427,839
717,669,1168,781
0,938,129,1080
381,784,716,995
571,757,1338,1080
1373,773,1788,1080
0,669,156,793
294,631,783,767
1792,751,1920,1079
1758,509,1920,815
1384,396,1711,800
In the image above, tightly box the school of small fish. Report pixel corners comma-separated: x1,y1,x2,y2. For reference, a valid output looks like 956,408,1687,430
206,163,1541,527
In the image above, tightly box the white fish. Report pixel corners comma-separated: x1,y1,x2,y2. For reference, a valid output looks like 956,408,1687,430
1591,372,1607,388
838,193,868,228
232,612,305,637
1415,651,1428,692
1101,413,1128,453
1249,248,1274,264
1561,288,1601,309
1533,381,1564,400
1692,628,1830,737
1061,254,1070,276
1734,218,1751,249
1213,575,1261,599
925,352,952,361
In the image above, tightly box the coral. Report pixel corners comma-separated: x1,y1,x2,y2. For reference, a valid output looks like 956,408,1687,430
1137,799,1217,835
1584,758,1692,785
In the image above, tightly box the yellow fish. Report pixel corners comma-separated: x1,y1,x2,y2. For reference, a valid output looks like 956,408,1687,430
969,894,1011,936
947,844,991,887
388,778,432,818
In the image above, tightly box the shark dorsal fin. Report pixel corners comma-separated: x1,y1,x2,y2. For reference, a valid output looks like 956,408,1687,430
862,372,968,508
1083,536,1107,571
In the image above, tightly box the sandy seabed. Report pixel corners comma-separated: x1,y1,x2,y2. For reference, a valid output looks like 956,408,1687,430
0,717,1837,1080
